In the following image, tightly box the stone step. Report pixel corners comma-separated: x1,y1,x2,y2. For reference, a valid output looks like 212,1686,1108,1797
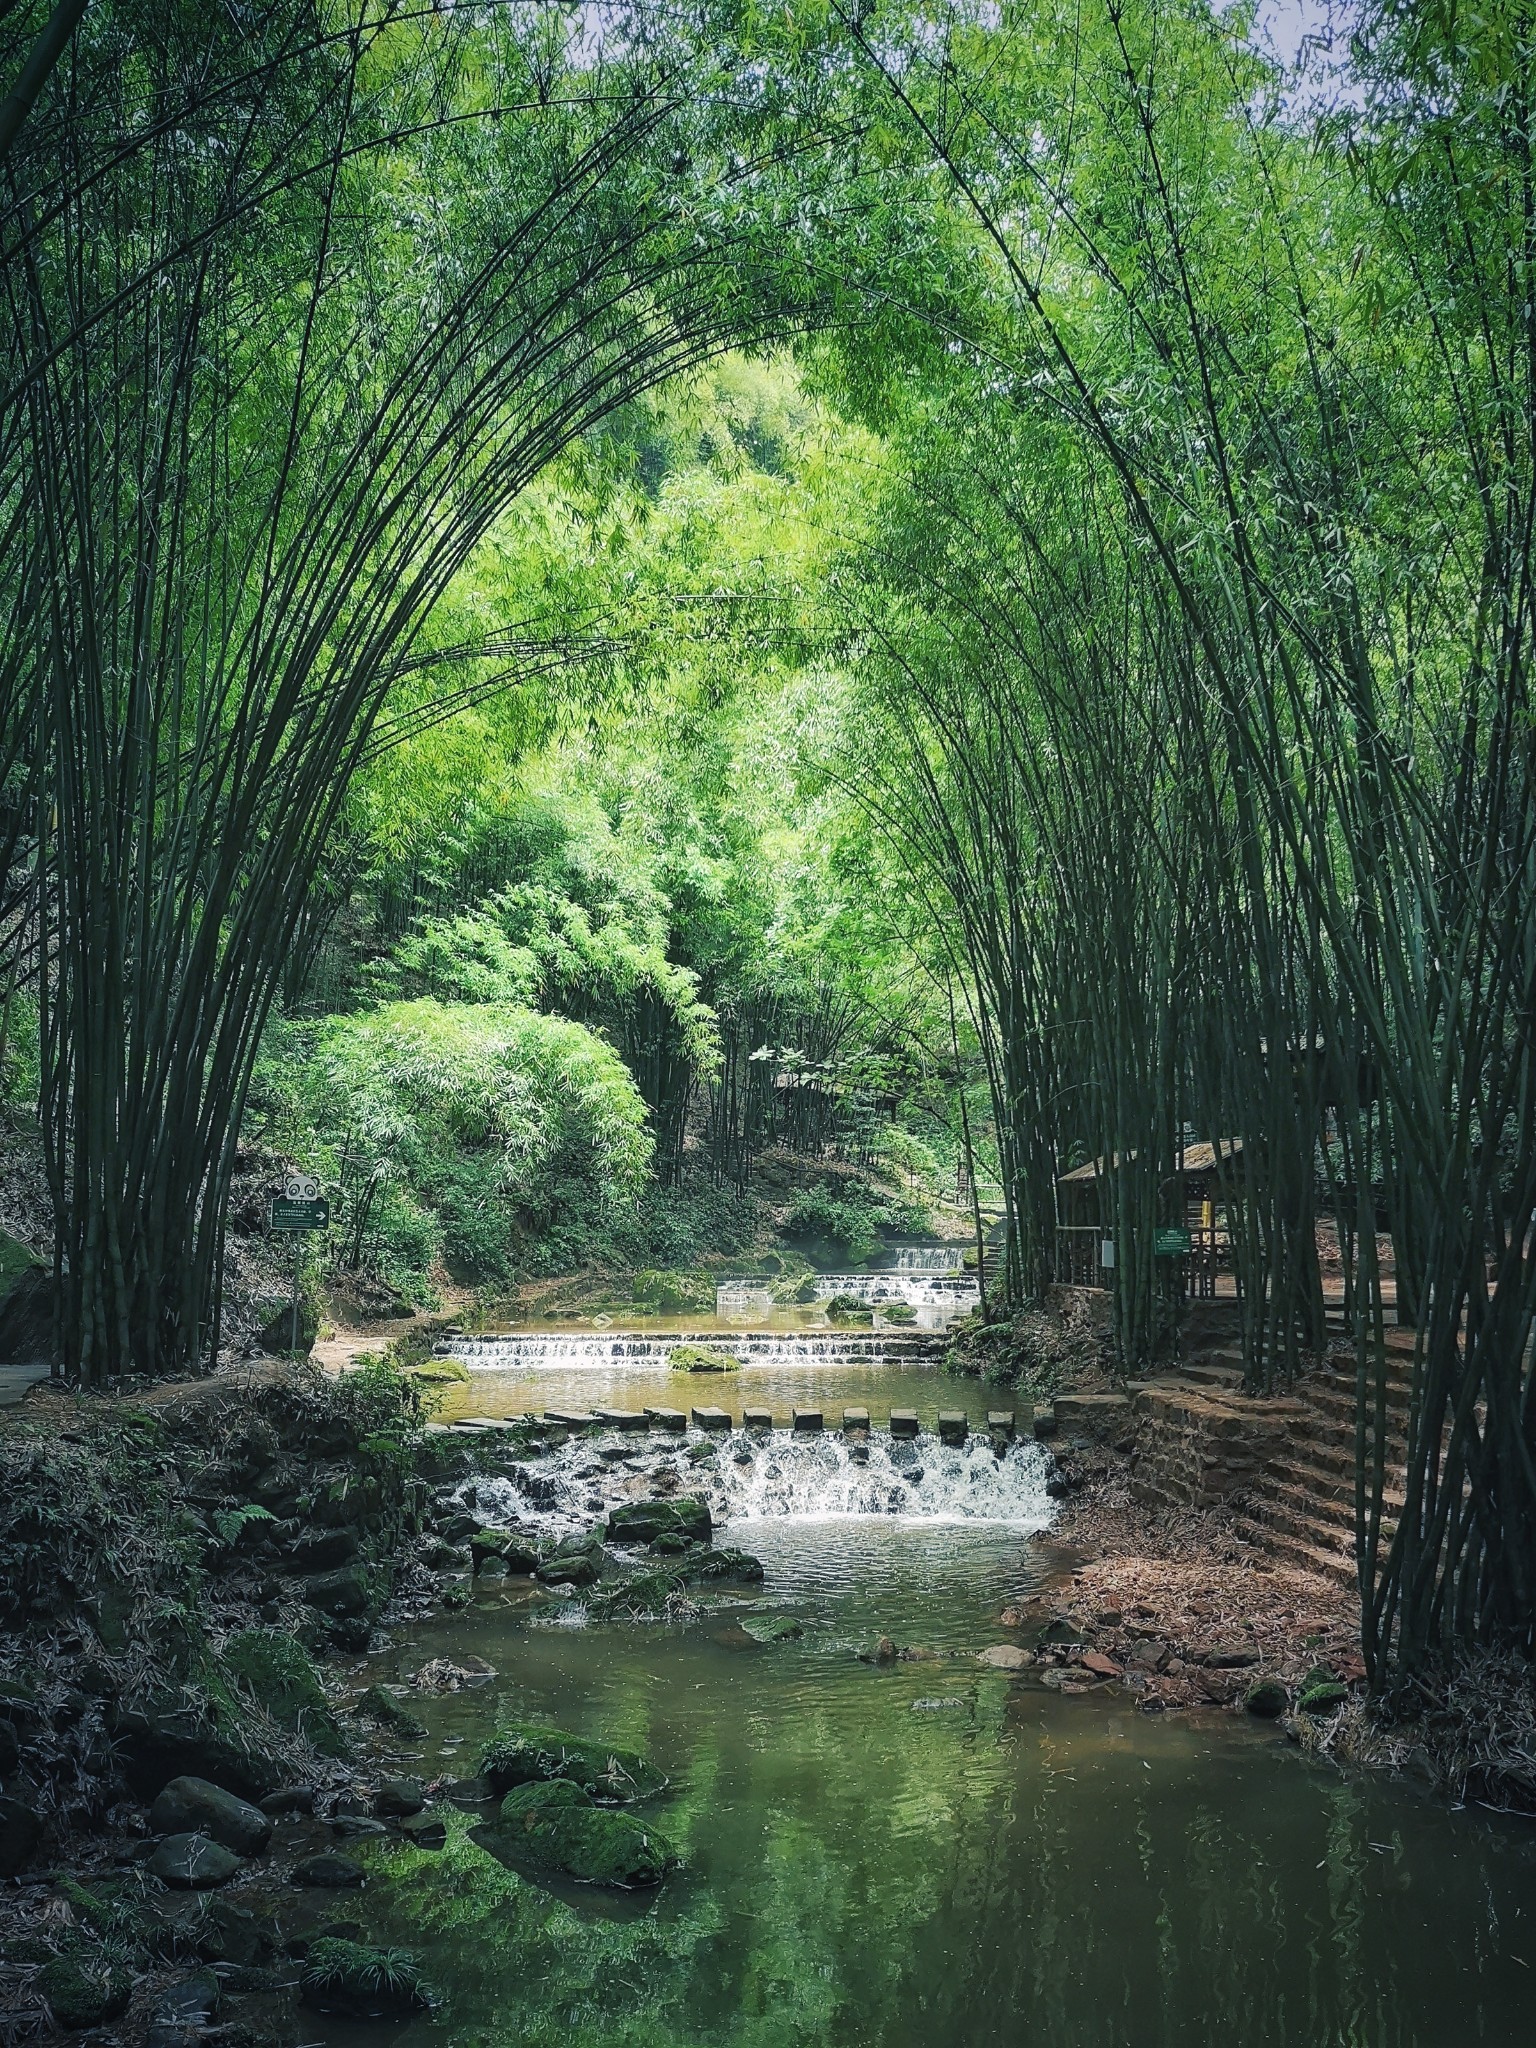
1247,1469,1403,1537
1232,1518,1358,1587
1259,1452,1407,1513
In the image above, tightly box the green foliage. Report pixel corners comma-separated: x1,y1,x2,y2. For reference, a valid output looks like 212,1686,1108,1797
211,1504,276,1549
222,1630,347,1756
782,1182,926,1264
271,999,651,1288
301,1937,432,2014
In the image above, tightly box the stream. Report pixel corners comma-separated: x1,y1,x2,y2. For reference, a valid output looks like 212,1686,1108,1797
323,1294,1536,2048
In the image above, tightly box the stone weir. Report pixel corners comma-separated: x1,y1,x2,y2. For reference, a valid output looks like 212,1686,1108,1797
440,1329,948,1371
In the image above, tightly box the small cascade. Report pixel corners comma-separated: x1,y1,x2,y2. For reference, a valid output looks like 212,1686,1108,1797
805,1273,978,1307
455,1428,1052,1545
444,1329,945,1373
881,1245,968,1275
712,1271,979,1318
712,1431,1049,1527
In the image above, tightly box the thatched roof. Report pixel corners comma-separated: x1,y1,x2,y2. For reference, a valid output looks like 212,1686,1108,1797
1057,1138,1245,1187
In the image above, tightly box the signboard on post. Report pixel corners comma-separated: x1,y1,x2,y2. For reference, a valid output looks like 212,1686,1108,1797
1154,1227,1192,1257
270,1175,329,1233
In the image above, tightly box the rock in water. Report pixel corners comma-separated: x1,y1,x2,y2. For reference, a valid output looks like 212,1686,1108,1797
374,1777,425,1818
290,1851,365,1888
605,1497,711,1547
480,1725,665,1802
38,1957,132,2030
148,1833,243,1888
496,1780,676,1888
976,1645,1033,1671
740,1614,803,1644
353,1685,426,1739
398,1811,448,1850
150,1776,274,1856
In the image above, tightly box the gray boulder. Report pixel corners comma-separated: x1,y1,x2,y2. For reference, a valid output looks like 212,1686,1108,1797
148,1833,243,1888
150,1776,273,1856
290,1851,364,1888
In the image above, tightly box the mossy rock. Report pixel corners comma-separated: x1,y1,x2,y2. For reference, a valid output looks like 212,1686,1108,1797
1297,1681,1349,1716
668,1344,739,1374
824,1294,873,1322
1244,1680,1289,1720
39,1955,132,2030
605,1498,711,1546
678,1547,764,1586
496,1780,676,1888
584,1570,683,1620
881,1301,917,1325
222,1630,347,1754
300,1937,431,2019
480,1725,665,1803
353,1685,426,1740
741,1614,803,1644
406,1358,469,1384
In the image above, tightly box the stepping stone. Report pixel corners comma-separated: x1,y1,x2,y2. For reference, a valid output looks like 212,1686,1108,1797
544,1410,599,1430
596,1409,650,1432
1032,1405,1058,1439
742,1407,773,1431
842,1408,870,1432
987,1411,1016,1440
889,1410,920,1439
791,1408,823,1433
645,1407,687,1432
938,1413,968,1445
691,1406,732,1431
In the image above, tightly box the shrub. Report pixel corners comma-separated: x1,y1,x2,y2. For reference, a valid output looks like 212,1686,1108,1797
270,999,652,1288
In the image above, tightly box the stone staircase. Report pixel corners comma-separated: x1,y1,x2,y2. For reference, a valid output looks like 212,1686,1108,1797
1077,1321,1418,1588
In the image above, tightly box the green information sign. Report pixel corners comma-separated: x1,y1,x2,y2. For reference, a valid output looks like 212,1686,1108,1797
1154,1226,1192,1256
271,1197,328,1232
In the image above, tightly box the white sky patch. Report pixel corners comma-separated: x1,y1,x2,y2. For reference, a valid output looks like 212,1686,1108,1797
1245,0,1366,112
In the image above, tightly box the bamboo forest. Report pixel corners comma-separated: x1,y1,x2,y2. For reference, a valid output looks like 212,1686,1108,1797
2,1,1536,2043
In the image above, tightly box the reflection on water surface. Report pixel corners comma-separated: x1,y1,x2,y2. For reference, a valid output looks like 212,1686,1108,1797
323,1516,1535,2048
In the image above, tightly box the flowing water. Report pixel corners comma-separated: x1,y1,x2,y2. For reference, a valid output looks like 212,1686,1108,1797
323,1326,1536,2048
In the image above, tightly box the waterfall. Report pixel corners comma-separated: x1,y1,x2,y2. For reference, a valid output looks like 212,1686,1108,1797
456,1428,1052,1544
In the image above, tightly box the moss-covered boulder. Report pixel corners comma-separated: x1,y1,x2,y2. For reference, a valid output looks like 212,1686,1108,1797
1298,1680,1349,1716
497,1780,676,1888
824,1294,873,1322
584,1570,683,1620
39,1956,132,2030
480,1725,665,1803
681,1547,764,1585
221,1630,346,1754
300,1937,432,2019
353,1685,426,1740
605,1498,711,1547
1244,1680,1289,1720
668,1344,739,1373
741,1614,803,1644
470,1528,541,1575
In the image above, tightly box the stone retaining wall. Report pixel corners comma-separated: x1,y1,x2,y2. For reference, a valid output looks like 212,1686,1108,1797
1128,1386,1300,1512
